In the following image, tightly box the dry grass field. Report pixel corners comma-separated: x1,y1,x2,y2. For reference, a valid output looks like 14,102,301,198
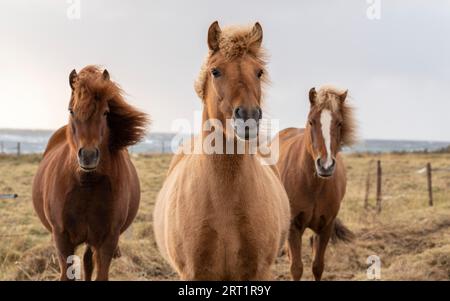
0,152,449,280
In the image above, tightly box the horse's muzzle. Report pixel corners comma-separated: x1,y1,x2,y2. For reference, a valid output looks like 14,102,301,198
77,148,100,172
233,106,262,141
315,157,336,178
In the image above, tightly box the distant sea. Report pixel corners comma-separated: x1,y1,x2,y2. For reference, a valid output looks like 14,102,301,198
0,129,449,155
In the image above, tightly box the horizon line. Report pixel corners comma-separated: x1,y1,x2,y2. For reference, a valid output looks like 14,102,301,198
0,128,449,144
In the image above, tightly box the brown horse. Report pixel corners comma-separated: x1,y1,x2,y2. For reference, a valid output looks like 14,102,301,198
275,85,356,281
153,22,290,280
32,66,148,281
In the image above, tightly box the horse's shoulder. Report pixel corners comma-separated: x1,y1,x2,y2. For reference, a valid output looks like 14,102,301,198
167,153,186,175
43,125,67,157
275,127,304,158
167,135,199,175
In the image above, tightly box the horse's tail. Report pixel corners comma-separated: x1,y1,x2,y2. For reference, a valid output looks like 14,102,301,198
331,218,355,244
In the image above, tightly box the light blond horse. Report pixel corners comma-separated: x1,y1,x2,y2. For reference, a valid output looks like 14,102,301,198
153,22,290,280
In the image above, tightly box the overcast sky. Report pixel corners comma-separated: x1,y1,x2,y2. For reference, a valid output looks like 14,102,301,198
0,0,449,141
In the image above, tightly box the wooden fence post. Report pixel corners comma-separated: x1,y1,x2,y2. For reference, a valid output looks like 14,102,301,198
363,161,372,209
17,142,21,156
427,162,433,206
376,160,382,213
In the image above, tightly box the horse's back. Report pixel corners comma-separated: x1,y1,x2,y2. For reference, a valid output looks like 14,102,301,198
275,127,305,174
43,125,67,157
276,127,305,144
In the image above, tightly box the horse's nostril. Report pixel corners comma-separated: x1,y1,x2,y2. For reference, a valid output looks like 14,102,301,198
234,106,244,119
317,158,336,171
78,148,100,167
234,106,262,121
256,107,262,120
251,107,262,121
316,158,322,168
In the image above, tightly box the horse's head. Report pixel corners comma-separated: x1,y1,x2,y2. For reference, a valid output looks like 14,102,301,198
196,21,267,141
306,86,356,178
67,67,112,172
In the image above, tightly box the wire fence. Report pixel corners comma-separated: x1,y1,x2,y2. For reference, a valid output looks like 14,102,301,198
0,140,174,156
354,159,450,212
1,161,449,239
0,141,23,156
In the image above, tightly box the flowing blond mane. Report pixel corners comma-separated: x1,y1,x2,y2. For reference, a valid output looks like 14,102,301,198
315,85,358,146
194,25,268,100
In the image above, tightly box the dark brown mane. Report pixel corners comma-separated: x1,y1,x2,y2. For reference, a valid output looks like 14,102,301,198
71,66,149,152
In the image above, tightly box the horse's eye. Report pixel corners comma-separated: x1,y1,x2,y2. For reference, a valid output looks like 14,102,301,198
257,69,264,78
104,111,109,116
211,68,221,78
309,120,313,126
337,122,343,127
69,109,74,116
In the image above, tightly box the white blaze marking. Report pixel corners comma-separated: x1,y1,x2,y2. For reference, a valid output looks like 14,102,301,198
320,110,333,169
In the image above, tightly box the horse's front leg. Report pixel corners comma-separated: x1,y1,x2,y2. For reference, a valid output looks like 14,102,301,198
53,232,76,281
94,234,119,281
288,223,305,281
311,222,333,281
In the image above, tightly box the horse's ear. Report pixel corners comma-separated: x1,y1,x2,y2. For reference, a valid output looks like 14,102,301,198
207,21,221,51
103,69,110,81
69,69,77,90
249,22,263,49
340,90,348,103
309,87,317,106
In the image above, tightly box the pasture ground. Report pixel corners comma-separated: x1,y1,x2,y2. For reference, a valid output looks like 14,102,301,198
0,152,449,280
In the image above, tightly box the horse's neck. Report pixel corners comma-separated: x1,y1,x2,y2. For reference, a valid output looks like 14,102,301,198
297,136,319,186
200,135,253,180
201,130,248,164
200,103,256,177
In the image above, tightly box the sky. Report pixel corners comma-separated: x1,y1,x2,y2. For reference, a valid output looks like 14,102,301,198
0,0,449,141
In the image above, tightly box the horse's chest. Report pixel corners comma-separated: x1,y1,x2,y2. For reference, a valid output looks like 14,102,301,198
63,175,114,245
191,183,277,273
